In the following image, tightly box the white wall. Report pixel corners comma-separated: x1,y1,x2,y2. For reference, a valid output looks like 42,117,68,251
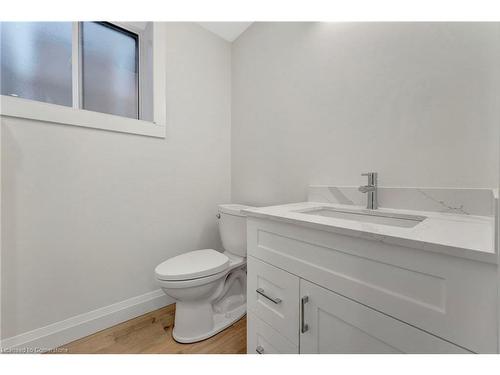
1,23,231,339
231,23,500,206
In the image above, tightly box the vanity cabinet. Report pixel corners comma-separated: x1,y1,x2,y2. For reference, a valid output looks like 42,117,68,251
247,255,469,354
246,217,498,354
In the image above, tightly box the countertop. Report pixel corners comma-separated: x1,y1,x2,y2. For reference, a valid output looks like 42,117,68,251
242,202,497,264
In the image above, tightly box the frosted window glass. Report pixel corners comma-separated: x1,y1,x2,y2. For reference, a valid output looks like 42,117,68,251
81,22,139,119
0,22,72,106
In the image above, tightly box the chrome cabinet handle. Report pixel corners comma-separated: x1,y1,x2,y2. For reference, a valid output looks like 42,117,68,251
256,288,282,304
301,296,309,333
256,345,264,354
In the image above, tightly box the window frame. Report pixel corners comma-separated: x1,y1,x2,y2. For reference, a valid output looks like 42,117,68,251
0,21,166,138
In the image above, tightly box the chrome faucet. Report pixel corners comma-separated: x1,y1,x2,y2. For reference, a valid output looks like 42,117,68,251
358,172,378,209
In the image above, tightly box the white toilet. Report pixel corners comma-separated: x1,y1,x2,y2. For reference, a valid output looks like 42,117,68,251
155,204,252,343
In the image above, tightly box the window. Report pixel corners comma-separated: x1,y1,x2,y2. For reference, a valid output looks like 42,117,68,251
1,22,154,122
0,22,73,106
81,22,139,119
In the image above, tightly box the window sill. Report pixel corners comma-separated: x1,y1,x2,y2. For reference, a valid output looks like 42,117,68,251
0,95,166,138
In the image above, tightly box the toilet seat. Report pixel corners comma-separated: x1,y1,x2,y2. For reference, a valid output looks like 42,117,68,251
157,253,245,289
156,268,229,289
155,249,230,281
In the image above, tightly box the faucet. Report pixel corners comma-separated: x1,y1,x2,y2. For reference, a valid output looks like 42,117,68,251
358,172,378,210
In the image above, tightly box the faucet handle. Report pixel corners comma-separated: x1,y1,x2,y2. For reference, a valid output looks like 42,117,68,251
361,172,377,185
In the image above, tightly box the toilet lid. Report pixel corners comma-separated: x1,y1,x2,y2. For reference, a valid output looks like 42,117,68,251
155,249,230,281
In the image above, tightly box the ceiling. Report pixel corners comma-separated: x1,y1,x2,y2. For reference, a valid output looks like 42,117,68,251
197,22,253,42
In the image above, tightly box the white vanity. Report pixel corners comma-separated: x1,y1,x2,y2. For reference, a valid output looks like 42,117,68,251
244,186,498,354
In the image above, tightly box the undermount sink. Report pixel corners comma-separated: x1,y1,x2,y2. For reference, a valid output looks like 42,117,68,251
298,207,426,228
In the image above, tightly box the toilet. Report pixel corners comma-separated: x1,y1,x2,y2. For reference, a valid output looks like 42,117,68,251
155,204,252,343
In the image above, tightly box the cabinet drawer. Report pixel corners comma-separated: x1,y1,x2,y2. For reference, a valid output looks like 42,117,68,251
300,279,471,354
247,313,298,354
247,256,300,345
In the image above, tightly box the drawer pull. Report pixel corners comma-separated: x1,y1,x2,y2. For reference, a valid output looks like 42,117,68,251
256,345,265,354
256,288,282,304
301,296,309,333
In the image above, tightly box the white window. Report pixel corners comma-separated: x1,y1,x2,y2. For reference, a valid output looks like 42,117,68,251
0,21,164,137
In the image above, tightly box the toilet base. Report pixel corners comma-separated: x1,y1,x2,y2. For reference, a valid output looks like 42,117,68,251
172,304,246,343
162,262,247,344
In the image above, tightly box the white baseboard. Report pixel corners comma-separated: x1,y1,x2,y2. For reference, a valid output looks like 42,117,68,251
0,289,174,353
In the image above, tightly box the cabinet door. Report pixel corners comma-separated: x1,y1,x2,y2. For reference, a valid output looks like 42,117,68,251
299,279,469,354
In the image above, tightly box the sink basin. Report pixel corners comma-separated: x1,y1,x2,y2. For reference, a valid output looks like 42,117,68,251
298,207,426,228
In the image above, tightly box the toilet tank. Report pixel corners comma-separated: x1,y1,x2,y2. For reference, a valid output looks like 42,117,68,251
217,204,253,257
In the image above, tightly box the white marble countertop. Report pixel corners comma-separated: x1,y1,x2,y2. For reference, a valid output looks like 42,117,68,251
243,202,497,264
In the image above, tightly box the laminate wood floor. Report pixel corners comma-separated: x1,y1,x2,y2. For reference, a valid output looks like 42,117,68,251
55,304,247,354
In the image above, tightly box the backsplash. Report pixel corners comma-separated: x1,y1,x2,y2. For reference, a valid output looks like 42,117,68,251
308,186,498,217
